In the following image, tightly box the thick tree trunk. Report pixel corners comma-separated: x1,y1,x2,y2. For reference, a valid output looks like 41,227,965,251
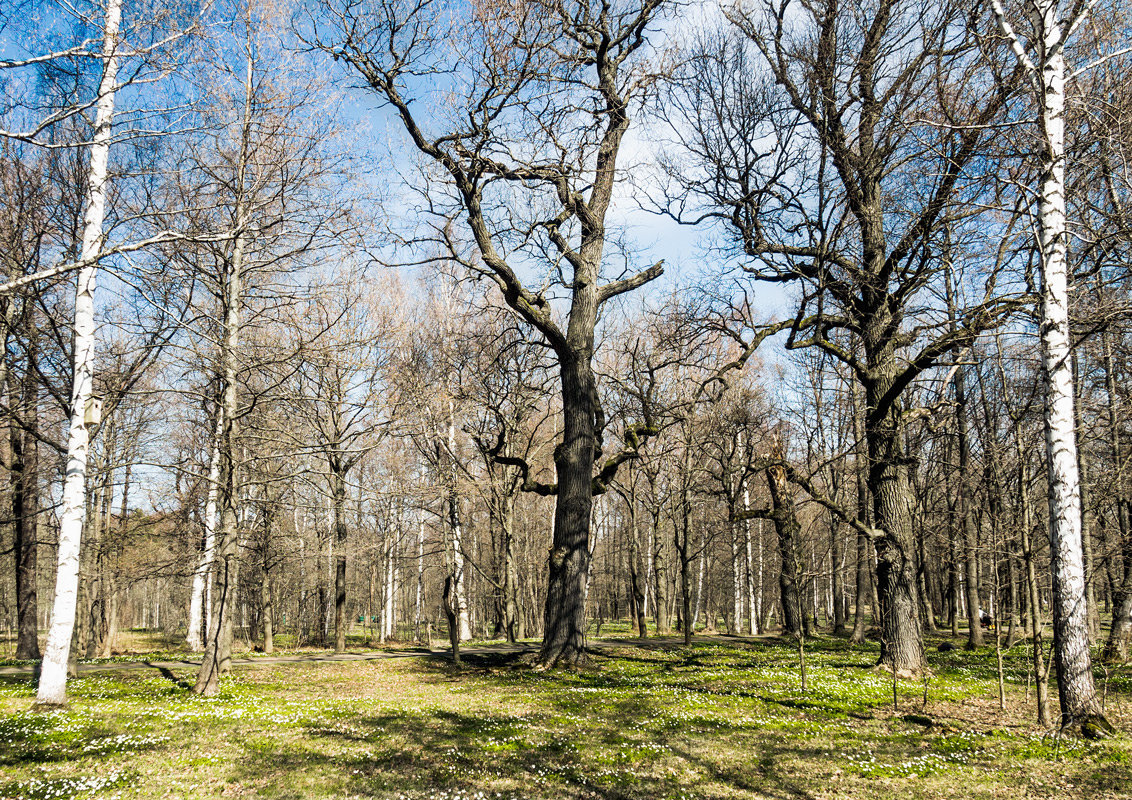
540,352,598,666
36,0,121,706
850,389,871,644
865,354,925,675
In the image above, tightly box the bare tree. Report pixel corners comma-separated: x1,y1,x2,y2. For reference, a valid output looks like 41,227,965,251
658,3,1024,674
312,0,669,666
986,0,1113,735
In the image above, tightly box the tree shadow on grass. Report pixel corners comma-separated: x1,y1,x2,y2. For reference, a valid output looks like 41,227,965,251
226,702,855,800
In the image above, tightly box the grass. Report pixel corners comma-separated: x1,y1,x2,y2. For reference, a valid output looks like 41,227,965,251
0,632,1129,799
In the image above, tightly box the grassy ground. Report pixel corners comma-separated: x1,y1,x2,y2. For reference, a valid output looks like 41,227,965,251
0,632,1130,800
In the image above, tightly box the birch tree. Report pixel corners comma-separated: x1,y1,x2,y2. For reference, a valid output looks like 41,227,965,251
35,0,122,707
986,0,1113,735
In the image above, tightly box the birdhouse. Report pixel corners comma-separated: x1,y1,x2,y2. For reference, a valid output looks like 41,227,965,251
84,394,103,429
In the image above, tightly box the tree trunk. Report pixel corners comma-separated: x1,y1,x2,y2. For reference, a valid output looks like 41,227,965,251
445,411,472,642
332,465,348,652
766,460,804,638
830,512,845,634
193,47,252,693
502,491,520,642
865,372,925,673
12,357,39,661
1102,328,1132,661
955,361,984,649
1034,28,1107,732
850,388,871,644
1072,352,1099,639
188,409,223,652
539,351,598,666
36,0,121,706
652,509,670,635
415,519,424,643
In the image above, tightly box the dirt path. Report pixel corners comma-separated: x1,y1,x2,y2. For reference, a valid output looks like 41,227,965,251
0,633,774,678
0,643,538,678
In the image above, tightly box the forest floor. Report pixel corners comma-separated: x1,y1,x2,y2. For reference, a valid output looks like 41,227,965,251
0,632,1130,800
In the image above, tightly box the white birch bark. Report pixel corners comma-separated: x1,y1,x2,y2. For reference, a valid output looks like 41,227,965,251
743,480,758,635
415,519,424,642
36,0,122,707
383,534,395,640
731,521,742,633
1035,33,1102,724
446,408,472,641
991,0,1105,727
756,518,764,628
187,408,223,651
692,531,705,628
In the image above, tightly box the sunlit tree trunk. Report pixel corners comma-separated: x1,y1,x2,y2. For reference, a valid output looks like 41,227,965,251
36,0,121,706
990,0,1107,728
193,41,255,697
188,409,222,651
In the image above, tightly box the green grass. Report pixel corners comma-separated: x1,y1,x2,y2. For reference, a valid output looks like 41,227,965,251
0,634,1129,799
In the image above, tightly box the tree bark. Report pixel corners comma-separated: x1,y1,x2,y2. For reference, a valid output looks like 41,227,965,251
1033,21,1106,731
194,48,252,694
11,349,39,661
850,388,871,644
955,360,984,649
36,0,121,705
332,464,348,652
766,459,804,638
540,351,599,666
864,343,925,675
1102,329,1132,661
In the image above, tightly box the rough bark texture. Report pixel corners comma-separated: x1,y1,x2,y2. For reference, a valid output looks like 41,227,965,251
1102,330,1132,662
541,353,598,666
865,334,925,675
767,461,804,638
